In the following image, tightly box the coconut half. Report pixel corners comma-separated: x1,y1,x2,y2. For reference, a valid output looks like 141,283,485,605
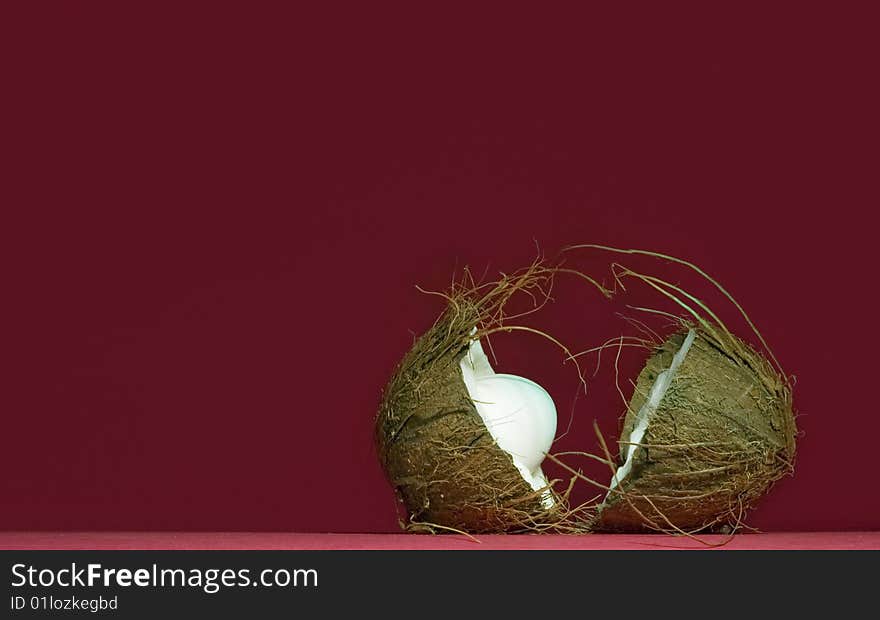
376,299,566,533
595,327,797,532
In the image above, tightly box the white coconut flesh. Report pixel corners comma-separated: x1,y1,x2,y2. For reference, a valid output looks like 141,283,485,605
605,328,697,499
459,338,558,509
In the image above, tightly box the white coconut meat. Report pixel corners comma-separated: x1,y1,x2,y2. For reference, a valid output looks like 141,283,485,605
605,328,696,498
459,338,558,509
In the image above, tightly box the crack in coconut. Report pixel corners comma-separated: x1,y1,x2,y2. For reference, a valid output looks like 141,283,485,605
606,328,696,497
459,337,557,509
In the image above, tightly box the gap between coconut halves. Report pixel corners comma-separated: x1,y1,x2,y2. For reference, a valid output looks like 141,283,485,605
375,247,798,536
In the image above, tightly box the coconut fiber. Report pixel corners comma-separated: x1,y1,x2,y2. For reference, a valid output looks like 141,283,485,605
595,327,797,532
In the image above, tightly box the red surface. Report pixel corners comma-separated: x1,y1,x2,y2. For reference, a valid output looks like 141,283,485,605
1,532,877,551
2,5,878,533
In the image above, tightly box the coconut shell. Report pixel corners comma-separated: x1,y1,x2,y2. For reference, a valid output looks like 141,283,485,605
376,300,564,533
595,327,797,532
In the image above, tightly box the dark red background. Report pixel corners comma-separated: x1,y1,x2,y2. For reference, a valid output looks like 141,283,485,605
3,4,877,532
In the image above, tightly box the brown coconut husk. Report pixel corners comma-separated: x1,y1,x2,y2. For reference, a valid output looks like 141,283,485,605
561,245,798,535
595,326,796,532
375,261,604,533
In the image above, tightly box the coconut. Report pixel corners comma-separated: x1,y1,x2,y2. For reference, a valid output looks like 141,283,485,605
594,325,797,532
375,265,584,533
